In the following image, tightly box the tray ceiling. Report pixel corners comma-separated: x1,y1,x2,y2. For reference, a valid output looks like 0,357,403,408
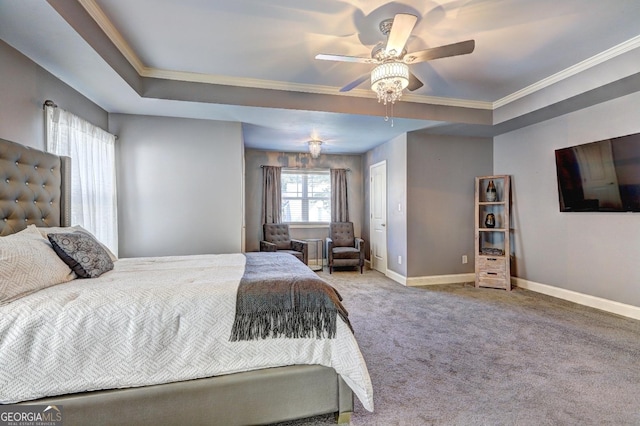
1,0,639,153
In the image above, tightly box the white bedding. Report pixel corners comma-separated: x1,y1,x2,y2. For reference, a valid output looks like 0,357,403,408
0,253,374,411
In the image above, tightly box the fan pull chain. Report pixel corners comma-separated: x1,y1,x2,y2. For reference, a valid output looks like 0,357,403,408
391,102,394,127
383,102,395,127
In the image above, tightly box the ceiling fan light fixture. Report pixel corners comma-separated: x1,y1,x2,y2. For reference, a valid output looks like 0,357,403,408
370,62,410,105
308,139,322,158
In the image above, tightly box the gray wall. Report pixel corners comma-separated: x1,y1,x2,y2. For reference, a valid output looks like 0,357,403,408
494,90,640,307
4,35,638,308
244,149,364,255
363,133,407,277
110,114,244,258
0,40,107,149
406,133,493,277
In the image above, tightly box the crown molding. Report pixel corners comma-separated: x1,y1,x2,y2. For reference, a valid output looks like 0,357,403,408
77,0,146,74
402,93,492,109
144,67,355,95
79,0,637,114
144,67,493,109
75,0,491,111
493,35,640,109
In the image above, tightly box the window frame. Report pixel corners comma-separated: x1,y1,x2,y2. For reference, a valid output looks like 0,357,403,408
280,168,331,225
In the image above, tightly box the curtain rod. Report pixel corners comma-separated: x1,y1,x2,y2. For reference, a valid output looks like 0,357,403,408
260,165,350,171
43,100,57,109
42,99,119,140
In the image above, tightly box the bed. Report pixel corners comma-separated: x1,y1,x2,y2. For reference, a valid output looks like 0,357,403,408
0,138,373,425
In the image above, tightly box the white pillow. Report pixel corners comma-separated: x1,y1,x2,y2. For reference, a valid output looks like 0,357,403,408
0,226,75,305
37,225,118,262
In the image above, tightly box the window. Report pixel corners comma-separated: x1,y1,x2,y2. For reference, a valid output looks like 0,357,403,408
45,105,118,255
281,169,331,223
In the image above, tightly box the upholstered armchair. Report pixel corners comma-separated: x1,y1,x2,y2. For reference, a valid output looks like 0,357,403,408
260,223,308,265
326,222,364,274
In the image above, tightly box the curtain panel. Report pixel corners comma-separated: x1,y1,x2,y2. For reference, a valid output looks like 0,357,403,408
261,166,282,224
330,168,349,222
45,105,118,255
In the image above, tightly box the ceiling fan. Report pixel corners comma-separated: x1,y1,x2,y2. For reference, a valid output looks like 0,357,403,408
316,13,475,96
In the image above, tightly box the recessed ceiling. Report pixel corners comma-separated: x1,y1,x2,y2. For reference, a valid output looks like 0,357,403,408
1,0,639,153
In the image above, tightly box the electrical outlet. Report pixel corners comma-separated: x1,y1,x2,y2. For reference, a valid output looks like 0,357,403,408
398,255,402,265
462,255,468,264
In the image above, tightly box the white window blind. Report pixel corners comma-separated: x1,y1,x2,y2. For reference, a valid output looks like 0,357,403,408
281,169,331,223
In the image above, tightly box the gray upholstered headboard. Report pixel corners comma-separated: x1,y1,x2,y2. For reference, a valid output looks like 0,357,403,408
0,138,71,236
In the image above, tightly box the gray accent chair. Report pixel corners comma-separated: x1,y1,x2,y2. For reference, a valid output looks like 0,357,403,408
260,223,308,265
326,222,364,274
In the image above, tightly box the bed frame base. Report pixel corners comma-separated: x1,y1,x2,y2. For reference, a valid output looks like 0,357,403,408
19,365,353,426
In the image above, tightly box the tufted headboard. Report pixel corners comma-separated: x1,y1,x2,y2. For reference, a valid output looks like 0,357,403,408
0,138,71,236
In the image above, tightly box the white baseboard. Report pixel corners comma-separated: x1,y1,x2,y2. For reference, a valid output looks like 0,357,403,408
362,261,406,285
385,269,407,286
407,273,476,287
513,277,640,321
389,272,640,321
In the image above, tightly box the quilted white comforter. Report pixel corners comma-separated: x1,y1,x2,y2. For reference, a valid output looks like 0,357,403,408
0,253,374,410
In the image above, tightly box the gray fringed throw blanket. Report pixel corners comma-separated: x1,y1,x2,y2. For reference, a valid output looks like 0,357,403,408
230,252,352,341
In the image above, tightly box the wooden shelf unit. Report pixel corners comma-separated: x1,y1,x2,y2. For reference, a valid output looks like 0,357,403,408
474,175,511,290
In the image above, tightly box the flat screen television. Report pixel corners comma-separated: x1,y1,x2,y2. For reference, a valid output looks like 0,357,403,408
555,133,640,212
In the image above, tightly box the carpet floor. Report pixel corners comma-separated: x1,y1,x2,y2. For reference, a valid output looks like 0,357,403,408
273,268,640,426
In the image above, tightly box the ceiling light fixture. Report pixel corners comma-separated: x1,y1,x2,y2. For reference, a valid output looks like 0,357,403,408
371,62,409,126
308,140,322,158
371,62,409,104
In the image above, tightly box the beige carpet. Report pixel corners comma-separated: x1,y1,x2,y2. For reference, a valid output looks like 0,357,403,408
274,268,640,426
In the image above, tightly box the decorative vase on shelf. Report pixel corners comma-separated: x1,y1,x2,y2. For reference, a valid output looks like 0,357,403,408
486,180,497,202
484,213,496,228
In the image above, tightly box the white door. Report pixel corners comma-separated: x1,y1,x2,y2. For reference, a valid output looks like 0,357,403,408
370,161,387,274
574,140,623,210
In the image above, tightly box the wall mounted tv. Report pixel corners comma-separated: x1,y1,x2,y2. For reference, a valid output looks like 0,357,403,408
555,133,640,212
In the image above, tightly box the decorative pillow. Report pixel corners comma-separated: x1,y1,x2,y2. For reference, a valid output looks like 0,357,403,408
48,232,114,278
38,225,118,262
0,226,75,305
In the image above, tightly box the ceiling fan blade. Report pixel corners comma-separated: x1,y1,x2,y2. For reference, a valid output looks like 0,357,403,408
403,39,475,64
339,74,370,92
407,72,424,91
315,53,376,64
385,14,418,56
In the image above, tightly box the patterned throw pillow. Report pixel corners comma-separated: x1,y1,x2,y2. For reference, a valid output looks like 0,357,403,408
48,232,114,278
38,225,118,262
0,226,75,305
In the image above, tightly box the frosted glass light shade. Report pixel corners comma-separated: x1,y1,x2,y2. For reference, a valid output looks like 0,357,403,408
370,62,410,105
308,140,322,158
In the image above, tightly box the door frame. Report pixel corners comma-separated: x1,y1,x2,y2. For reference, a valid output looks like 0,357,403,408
369,160,387,274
